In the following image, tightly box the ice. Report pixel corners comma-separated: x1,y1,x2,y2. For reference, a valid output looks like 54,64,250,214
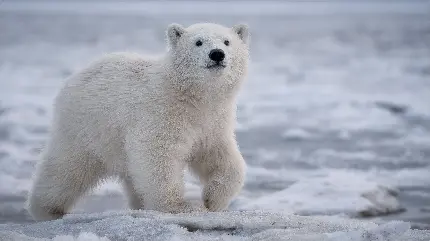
1,211,430,241
238,171,403,217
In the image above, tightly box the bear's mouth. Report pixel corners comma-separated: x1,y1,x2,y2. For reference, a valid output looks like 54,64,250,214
206,62,226,69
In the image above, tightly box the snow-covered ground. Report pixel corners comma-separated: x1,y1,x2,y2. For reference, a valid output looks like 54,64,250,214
0,0,430,239
2,211,430,241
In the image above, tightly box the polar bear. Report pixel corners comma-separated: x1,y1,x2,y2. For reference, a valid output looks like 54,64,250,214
26,22,250,221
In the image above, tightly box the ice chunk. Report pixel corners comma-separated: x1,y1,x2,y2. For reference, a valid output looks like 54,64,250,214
239,171,404,217
282,128,316,140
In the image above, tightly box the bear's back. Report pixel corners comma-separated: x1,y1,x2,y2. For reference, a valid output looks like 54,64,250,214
49,52,165,156
55,52,162,113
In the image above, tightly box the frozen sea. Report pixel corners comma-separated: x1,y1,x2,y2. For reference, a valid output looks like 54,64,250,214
0,0,430,238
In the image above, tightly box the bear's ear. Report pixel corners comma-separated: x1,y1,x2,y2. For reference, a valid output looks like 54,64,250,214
167,23,186,47
232,24,249,44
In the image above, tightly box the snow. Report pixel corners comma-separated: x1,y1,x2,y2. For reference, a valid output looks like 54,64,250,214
0,232,111,241
1,211,430,241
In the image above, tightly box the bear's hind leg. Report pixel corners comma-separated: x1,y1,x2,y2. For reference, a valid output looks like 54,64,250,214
26,151,106,221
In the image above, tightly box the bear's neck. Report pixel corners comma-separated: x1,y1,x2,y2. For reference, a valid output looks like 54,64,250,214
166,75,232,110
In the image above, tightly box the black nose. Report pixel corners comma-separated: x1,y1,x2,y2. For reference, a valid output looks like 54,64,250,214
209,49,225,62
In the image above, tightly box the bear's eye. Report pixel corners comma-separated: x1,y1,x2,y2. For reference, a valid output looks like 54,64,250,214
195,40,203,47
224,40,230,46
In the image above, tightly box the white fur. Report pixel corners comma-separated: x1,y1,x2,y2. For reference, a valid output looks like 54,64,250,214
26,23,250,221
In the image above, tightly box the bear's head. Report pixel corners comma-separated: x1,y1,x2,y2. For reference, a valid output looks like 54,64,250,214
166,23,250,99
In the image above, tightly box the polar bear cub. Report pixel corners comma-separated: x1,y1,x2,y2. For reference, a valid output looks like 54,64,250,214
26,22,250,221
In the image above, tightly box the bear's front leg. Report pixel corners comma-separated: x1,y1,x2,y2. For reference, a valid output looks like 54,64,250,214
125,128,204,214
196,137,246,212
